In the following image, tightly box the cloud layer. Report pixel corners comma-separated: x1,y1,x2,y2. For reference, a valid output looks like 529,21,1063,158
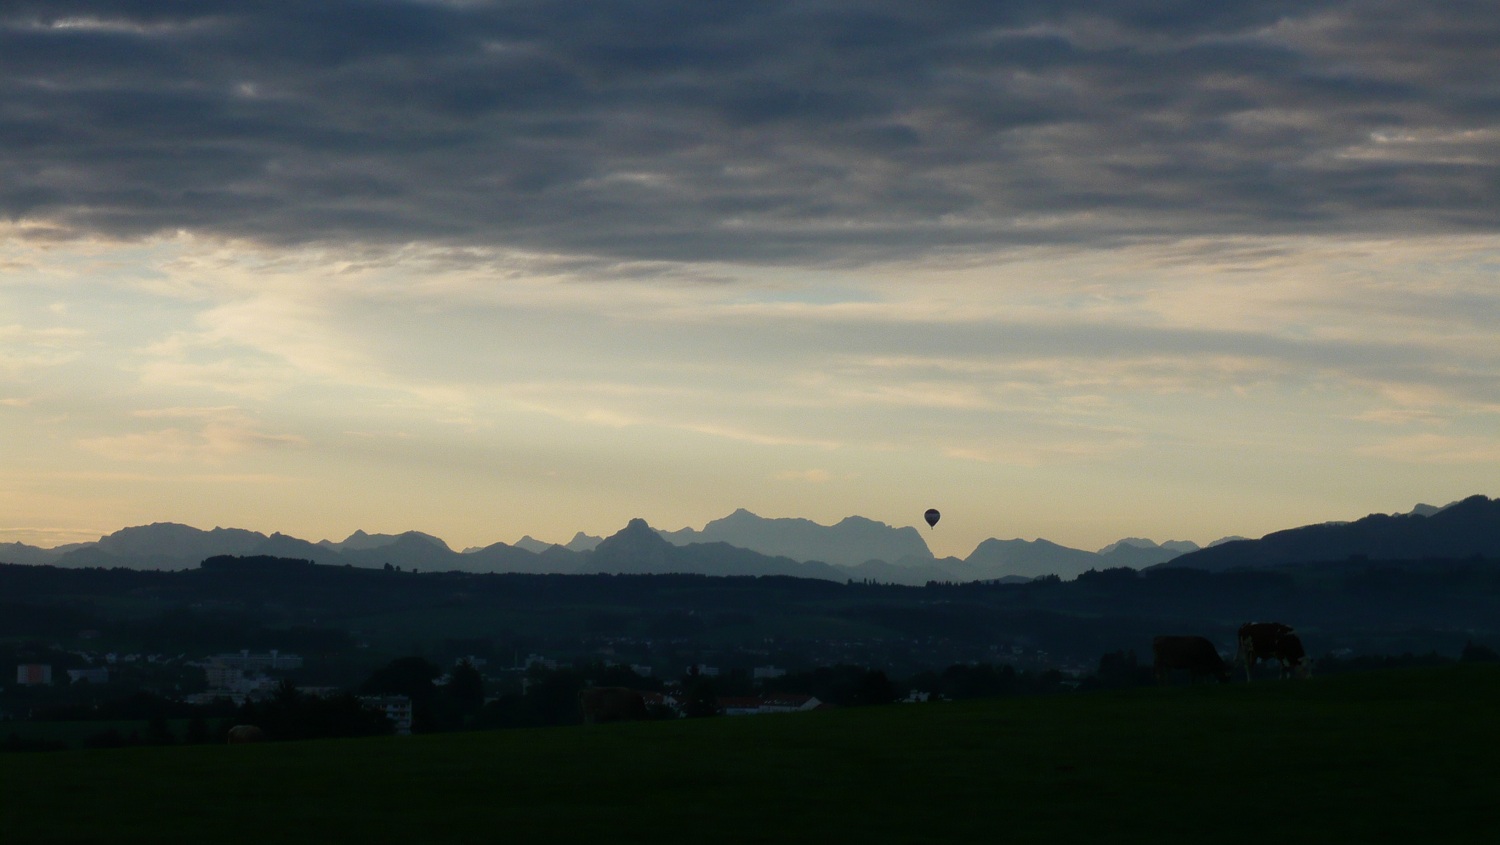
4,1,1498,261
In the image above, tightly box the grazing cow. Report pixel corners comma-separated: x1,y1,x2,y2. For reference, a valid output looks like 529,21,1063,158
226,724,266,744
1152,636,1230,684
578,687,648,724
1238,622,1305,680
1272,632,1311,679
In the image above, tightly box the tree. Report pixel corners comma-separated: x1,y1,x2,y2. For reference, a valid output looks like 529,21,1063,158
360,656,441,732
520,665,586,726
146,714,175,746
939,663,1018,699
442,659,486,729
1092,650,1150,689
679,664,719,718
236,687,392,741
360,656,440,699
1461,640,1500,663
853,670,898,706
587,661,661,691
273,677,301,707
184,715,210,745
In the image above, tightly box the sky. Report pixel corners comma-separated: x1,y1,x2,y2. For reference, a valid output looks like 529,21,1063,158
2,1,1498,559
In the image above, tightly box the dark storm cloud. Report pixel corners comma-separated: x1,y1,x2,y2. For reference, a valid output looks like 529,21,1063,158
2,0,1497,261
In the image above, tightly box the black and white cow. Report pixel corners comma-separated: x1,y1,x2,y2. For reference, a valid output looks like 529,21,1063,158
1238,622,1309,679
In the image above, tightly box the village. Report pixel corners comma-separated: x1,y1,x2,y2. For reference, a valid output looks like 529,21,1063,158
3,628,1095,745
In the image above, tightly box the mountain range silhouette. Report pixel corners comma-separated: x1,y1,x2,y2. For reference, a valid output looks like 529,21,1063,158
2,497,1493,582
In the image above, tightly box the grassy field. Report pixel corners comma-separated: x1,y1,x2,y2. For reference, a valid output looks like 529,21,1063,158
2,719,181,750
2,665,1496,844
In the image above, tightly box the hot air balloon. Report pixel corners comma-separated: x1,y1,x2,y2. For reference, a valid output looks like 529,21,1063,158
924,508,941,528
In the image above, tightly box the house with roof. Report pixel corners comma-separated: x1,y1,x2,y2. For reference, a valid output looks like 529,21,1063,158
717,693,824,716
717,696,763,716
639,690,683,717
757,693,822,714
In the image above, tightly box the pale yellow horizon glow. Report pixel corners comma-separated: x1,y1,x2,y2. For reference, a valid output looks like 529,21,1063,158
2,227,1497,560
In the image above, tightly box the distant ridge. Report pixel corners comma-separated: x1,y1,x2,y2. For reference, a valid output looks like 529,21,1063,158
489,532,603,555
1156,495,1500,572
0,515,1230,581
960,538,1099,580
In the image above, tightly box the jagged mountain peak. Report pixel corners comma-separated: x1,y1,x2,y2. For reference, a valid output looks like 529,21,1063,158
600,518,669,549
662,510,933,567
587,519,674,573
566,532,603,552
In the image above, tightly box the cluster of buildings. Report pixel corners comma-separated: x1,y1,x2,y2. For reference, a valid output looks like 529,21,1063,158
185,649,414,734
15,662,140,687
183,649,306,704
12,644,210,692
12,644,826,731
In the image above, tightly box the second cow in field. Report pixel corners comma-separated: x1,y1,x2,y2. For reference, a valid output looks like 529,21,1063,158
1237,622,1310,680
1152,635,1230,684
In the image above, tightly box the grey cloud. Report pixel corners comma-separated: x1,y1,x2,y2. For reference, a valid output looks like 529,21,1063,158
2,1,1497,262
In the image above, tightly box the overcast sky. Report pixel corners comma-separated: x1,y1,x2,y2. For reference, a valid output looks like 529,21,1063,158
2,1,1497,558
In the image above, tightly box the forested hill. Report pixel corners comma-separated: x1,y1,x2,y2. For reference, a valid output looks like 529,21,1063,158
6,552,1500,663
1157,495,1500,572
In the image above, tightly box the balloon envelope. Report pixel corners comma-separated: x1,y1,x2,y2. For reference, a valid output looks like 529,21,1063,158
924,508,941,528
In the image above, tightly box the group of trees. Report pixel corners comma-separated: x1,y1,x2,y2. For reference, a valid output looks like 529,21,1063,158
357,655,485,732
235,680,392,741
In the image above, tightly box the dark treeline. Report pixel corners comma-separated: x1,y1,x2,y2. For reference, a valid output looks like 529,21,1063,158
5,556,1500,676
7,556,1500,645
8,554,1499,611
